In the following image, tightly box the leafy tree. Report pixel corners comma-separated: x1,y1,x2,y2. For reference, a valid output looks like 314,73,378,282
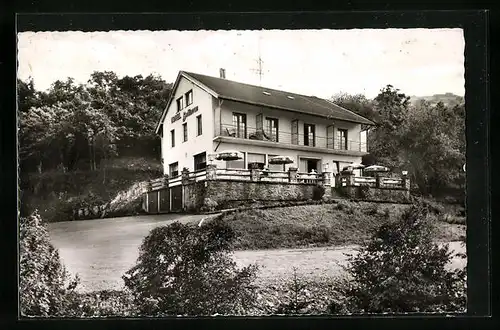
398,100,465,197
331,92,377,122
123,218,258,316
332,204,466,313
19,211,80,316
17,77,42,113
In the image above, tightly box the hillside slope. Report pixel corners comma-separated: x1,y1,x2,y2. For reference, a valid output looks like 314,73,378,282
218,201,466,250
20,157,163,223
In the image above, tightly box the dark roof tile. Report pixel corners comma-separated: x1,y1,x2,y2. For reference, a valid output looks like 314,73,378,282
183,71,375,125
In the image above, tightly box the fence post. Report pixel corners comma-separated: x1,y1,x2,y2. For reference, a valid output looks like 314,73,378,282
322,172,332,199
288,167,298,183
375,174,381,188
250,168,260,181
147,180,153,192
163,174,169,187
401,172,410,197
181,168,190,185
206,164,217,180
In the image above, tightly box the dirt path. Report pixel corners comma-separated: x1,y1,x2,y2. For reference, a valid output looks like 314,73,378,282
47,215,466,292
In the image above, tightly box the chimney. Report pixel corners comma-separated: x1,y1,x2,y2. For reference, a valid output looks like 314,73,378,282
219,68,226,79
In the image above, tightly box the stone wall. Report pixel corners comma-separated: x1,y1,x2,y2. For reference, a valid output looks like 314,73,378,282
183,181,207,212
185,179,321,211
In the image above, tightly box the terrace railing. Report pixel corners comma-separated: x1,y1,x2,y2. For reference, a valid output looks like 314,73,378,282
217,123,367,153
215,168,252,181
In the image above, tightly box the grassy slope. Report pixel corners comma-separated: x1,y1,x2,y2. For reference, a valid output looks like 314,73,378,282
21,157,163,222
221,201,466,250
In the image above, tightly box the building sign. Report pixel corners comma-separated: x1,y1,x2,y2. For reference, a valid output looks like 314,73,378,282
171,106,199,124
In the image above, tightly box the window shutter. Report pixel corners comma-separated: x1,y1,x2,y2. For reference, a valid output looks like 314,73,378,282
291,119,298,145
327,125,334,149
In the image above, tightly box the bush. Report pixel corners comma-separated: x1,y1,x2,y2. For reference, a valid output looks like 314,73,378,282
275,268,314,314
122,218,258,316
19,211,80,317
332,203,467,313
67,290,136,317
312,185,325,200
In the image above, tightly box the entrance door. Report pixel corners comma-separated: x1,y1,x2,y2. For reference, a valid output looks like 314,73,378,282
159,189,170,213
170,185,183,212
148,191,159,214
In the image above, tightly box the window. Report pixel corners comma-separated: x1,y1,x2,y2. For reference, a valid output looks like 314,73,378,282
194,152,207,171
232,113,247,138
170,129,175,148
265,117,279,142
247,153,265,169
169,162,179,177
304,124,316,147
183,123,188,142
226,152,245,169
176,96,184,112
337,129,348,150
197,115,202,136
185,90,193,106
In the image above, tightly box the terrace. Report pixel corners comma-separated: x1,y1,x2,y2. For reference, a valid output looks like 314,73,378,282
214,123,368,156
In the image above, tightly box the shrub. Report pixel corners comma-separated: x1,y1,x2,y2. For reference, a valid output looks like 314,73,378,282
275,268,314,314
201,197,219,212
67,290,136,317
312,185,325,200
122,218,258,316
19,211,80,317
332,203,467,313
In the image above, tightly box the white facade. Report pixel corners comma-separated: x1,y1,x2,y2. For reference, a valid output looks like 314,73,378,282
159,74,370,177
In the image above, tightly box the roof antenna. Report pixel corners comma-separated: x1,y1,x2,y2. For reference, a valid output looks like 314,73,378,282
250,33,265,86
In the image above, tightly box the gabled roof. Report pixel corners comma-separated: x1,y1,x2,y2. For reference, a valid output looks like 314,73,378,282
156,71,375,134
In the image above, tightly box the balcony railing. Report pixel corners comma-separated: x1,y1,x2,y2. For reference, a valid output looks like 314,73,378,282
216,124,367,152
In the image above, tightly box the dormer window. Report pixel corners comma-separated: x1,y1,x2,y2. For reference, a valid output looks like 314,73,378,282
176,96,184,112
262,91,271,96
287,95,295,100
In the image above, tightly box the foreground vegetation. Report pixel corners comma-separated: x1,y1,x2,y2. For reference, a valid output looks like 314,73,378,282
20,202,466,317
221,200,465,251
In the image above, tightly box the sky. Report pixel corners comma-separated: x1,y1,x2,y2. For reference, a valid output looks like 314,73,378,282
17,28,465,99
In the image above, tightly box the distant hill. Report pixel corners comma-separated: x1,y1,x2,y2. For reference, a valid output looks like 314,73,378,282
409,93,464,107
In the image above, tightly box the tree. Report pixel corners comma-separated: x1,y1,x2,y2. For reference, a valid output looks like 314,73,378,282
123,219,258,316
333,204,466,313
366,85,411,168
398,100,465,197
20,211,80,316
17,78,42,113
330,92,377,122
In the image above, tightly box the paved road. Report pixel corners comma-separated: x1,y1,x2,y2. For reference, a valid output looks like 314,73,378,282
47,215,467,292
47,213,211,292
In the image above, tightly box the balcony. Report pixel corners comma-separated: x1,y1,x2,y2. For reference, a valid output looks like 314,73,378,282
214,124,368,156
